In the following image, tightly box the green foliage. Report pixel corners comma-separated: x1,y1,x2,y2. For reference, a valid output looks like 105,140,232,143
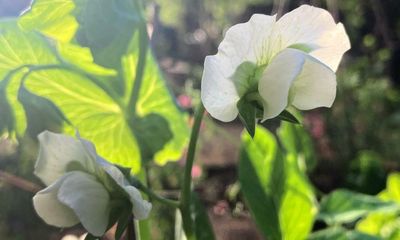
356,173,400,239
318,189,399,225
239,125,317,240
237,97,256,138
278,120,317,172
308,227,380,240
0,0,189,172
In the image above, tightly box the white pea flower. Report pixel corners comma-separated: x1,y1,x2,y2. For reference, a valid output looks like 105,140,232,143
201,5,350,123
32,131,151,237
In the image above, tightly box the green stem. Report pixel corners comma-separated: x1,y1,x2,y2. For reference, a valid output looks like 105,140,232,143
136,181,180,208
127,22,149,119
179,103,205,240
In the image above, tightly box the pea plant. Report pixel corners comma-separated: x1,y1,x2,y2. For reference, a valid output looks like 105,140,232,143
1,1,399,239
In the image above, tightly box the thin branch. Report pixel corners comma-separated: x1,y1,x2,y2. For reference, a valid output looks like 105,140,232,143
0,170,42,193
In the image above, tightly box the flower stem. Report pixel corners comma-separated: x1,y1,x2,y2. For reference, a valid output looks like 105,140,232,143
179,103,205,240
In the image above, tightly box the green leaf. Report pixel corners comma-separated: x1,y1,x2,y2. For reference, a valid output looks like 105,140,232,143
308,227,381,240
73,0,141,69
356,173,400,239
115,210,133,240
122,47,189,165
14,0,189,168
277,110,300,124
18,84,67,135
318,189,400,225
19,0,78,42
0,20,58,136
237,97,256,138
278,121,317,172
23,68,142,171
239,126,317,240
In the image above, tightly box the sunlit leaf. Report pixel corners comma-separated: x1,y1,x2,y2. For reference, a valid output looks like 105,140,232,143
239,126,317,240
308,226,380,240
19,0,78,42
16,0,189,168
0,20,58,136
278,121,317,172
318,189,400,225
356,173,400,239
23,69,142,171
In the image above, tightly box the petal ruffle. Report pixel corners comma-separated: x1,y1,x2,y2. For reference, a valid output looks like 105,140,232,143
258,48,306,120
273,4,350,71
58,171,110,237
33,173,79,228
123,186,152,220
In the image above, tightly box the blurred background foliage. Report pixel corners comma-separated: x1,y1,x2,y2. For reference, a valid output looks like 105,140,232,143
1,0,400,239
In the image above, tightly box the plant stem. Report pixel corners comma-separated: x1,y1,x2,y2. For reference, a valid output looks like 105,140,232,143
179,103,205,240
127,22,149,119
135,181,180,208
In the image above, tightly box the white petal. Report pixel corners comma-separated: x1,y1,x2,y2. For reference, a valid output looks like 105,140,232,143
58,172,110,237
201,14,276,122
310,23,351,71
258,49,306,120
273,5,350,71
218,14,276,67
290,54,336,110
123,186,152,220
201,55,240,122
99,158,130,186
33,173,79,228
35,131,95,186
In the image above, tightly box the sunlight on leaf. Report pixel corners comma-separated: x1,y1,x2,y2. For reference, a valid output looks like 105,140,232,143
318,189,400,225
239,126,317,240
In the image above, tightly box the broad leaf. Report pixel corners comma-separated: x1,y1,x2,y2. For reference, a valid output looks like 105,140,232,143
0,20,58,136
15,0,189,169
356,173,400,239
318,189,400,225
239,126,317,240
23,68,142,171
19,0,78,42
308,227,380,240
278,121,317,172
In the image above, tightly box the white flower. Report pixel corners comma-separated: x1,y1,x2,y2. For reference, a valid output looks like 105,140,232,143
32,131,151,237
201,5,350,122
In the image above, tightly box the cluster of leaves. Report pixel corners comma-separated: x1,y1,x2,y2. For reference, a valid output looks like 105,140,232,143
239,123,400,239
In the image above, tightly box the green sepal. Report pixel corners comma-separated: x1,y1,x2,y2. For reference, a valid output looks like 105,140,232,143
237,97,256,138
277,110,300,124
114,206,133,240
